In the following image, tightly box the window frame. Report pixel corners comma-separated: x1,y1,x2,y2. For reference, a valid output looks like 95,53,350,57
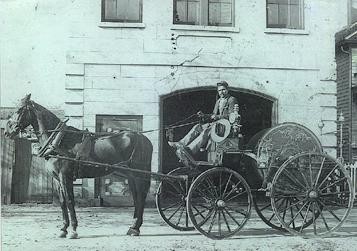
173,0,234,27
101,0,143,23
96,115,143,133
266,0,304,30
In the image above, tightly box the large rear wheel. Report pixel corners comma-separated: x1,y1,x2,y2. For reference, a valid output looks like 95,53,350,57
271,153,354,237
253,193,286,231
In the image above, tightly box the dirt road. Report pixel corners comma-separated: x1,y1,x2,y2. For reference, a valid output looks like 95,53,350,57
1,204,357,251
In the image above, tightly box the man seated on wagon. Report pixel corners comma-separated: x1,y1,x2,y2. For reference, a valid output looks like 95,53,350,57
168,81,238,156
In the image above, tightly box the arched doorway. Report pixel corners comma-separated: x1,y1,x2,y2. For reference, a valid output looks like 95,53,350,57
159,87,277,173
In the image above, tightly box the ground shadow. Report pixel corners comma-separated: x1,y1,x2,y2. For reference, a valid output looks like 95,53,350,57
75,227,357,240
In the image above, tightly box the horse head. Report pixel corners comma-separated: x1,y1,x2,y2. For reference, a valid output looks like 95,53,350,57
5,94,37,139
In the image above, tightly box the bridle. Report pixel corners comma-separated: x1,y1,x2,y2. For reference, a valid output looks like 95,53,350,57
11,101,36,135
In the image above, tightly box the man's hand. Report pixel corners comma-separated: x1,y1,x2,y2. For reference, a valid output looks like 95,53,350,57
210,114,219,120
197,111,204,118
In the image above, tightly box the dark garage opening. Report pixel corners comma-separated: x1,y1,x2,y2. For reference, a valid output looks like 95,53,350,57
160,87,276,173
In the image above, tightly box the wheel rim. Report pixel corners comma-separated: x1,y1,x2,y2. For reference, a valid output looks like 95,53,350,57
271,153,354,237
187,168,252,239
156,167,199,231
253,193,287,231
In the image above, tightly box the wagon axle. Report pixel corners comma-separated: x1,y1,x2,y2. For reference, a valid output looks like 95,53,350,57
215,199,226,208
307,190,319,200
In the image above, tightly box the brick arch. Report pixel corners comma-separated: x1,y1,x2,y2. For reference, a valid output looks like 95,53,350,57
159,86,278,173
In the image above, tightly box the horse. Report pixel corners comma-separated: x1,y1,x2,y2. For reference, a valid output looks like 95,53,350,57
5,94,153,239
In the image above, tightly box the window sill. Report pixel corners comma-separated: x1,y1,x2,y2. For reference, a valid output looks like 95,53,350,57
264,28,309,35
98,22,146,29
171,24,239,33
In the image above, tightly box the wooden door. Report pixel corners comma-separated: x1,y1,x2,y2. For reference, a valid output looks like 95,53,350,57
27,155,53,203
1,128,15,204
11,138,32,203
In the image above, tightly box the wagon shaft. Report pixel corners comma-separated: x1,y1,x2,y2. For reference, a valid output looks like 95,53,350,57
46,154,188,182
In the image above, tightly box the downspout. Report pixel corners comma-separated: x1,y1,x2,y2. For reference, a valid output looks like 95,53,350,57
339,44,351,162
341,45,350,54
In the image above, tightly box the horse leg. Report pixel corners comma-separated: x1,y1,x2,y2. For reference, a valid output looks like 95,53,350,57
60,172,78,239
127,179,149,236
55,180,69,238
134,182,149,232
127,178,140,236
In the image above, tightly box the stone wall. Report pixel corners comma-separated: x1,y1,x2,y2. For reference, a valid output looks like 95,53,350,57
1,0,350,204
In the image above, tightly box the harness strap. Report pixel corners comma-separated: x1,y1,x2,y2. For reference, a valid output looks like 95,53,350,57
38,119,69,157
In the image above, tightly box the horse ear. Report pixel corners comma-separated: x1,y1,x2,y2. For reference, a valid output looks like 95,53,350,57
25,93,31,101
20,93,31,106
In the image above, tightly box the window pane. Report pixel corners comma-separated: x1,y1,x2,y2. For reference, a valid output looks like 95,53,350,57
267,3,279,26
289,3,301,29
208,0,232,26
209,2,220,25
104,0,118,20
175,1,188,22
103,0,141,22
174,0,199,24
220,3,232,24
126,0,140,21
352,0,357,24
267,0,303,29
278,3,288,27
268,0,286,4
116,0,127,20
187,1,200,24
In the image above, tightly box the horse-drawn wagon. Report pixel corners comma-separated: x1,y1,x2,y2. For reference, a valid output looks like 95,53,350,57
157,113,355,239
5,94,355,240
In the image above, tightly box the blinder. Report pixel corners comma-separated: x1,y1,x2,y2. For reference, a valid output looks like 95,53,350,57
6,100,35,138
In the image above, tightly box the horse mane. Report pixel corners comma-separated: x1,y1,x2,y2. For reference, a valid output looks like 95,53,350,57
31,101,62,130
30,101,85,150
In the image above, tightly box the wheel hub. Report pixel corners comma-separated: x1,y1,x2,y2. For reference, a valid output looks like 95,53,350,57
308,190,318,199
216,199,225,208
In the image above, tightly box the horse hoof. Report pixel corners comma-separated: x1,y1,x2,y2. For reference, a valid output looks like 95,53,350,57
126,228,140,236
69,231,78,239
59,231,67,238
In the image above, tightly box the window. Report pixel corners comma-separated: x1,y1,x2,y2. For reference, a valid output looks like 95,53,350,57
266,0,304,29
350,0,357,24
173,0,234,27
101,0,142,23
96,115,143,133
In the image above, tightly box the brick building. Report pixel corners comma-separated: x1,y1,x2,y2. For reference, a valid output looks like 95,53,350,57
336,0,357,164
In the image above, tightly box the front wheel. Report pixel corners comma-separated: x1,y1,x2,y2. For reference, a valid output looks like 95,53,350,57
156,167,200,231
187,167,252,239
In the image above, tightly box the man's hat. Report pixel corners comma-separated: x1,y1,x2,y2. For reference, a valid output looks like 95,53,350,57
211,119,231,142
217,81,229,88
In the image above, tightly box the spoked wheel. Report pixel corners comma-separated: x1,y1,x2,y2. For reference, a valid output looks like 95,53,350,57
187,167,252,239
253,193,286,231
254,192,319,232
156,167,200,231
271,153,355,237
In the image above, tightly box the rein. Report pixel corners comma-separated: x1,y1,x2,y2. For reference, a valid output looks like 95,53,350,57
39,112,202,136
